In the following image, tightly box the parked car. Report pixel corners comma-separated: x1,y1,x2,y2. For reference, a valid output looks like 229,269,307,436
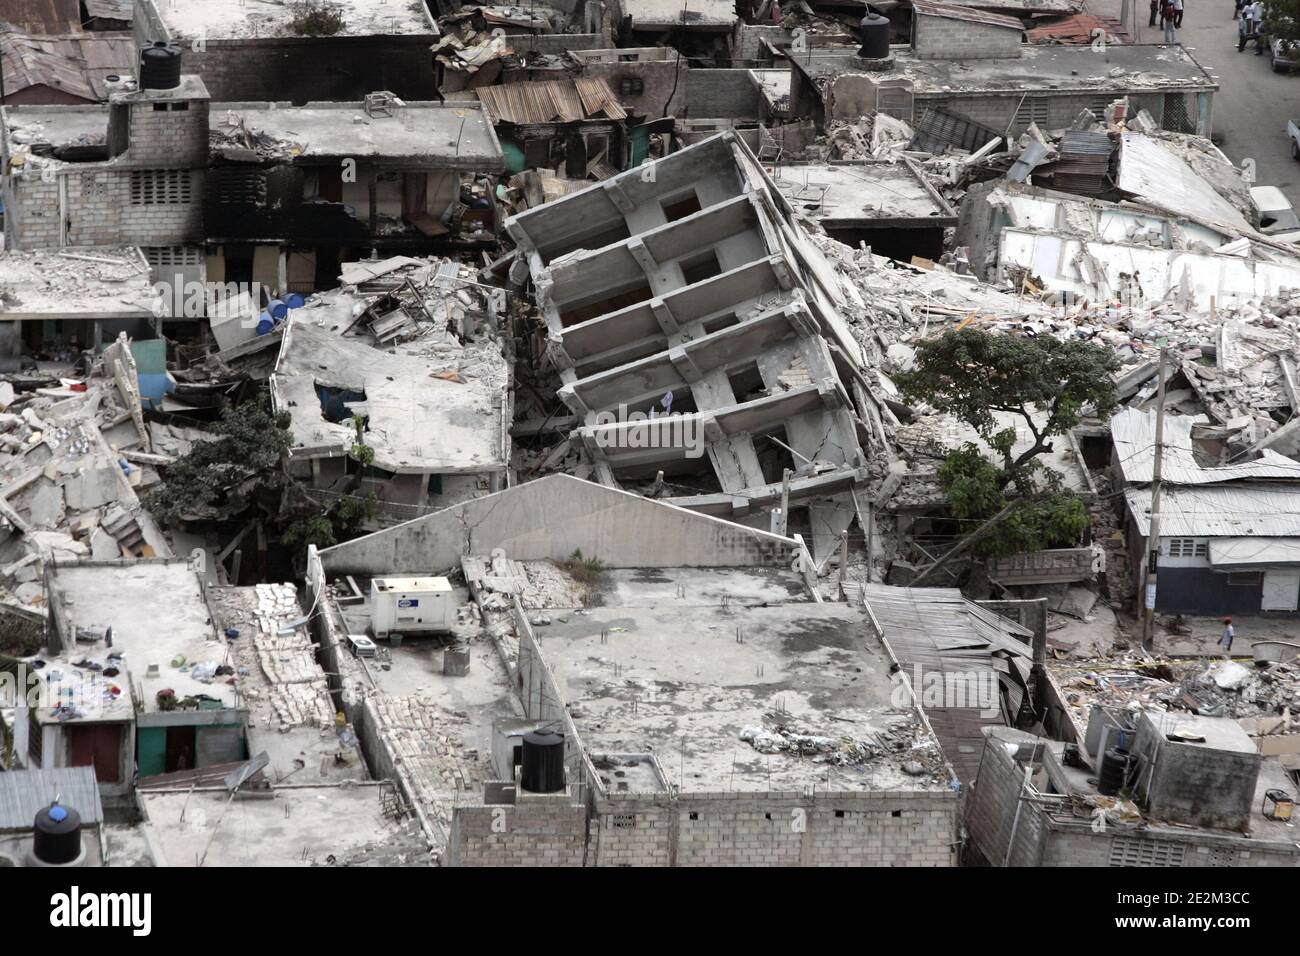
1250,185,1300,242
1273,34,1300,71
1290,118,1300,160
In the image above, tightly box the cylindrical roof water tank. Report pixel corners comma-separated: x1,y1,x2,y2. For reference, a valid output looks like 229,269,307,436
139,42,182,91
32,803,83,866
857,13,891,59
1097,748,1130,797
520,730,565,793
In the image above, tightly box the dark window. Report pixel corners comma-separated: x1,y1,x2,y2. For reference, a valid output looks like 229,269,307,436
662,192,702,223
211,167,268,206
834,809,846,818
1227,571,1263,586
680,250,722,285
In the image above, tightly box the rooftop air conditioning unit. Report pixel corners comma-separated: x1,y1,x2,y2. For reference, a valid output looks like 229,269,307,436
346,634,378,658
369,576,454,640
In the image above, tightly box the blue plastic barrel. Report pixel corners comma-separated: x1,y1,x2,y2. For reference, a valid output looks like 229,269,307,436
256,312,275,335
267,299,289,319
284,293,305,309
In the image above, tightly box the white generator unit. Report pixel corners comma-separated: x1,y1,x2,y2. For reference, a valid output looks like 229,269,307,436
369,576,454,639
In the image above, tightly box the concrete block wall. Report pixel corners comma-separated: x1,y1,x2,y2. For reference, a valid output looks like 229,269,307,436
684,69,762,120
912,15,1022,60
124,99,210,166
65,168,203,246
3,176,61,250
590,790,959,867
964,738,1047,866
448,800,588,866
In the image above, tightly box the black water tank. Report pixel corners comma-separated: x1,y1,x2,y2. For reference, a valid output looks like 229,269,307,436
520,730,565,793
1097,748,1130,797
857,13,891,59
33,803,82,865
139,42,182,91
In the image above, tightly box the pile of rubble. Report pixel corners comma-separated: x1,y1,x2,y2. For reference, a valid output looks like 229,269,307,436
0,336,171,614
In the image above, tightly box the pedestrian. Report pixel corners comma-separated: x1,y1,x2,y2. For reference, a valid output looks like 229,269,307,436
1174,0,1184,27
1151,0,1160,25
1219,616,1235,657
1240,0,1263,50
1163,0,1179,41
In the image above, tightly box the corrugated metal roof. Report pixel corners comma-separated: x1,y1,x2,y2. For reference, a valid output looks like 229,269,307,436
1125,485,1300,538
1210,536,1300,566
0,31,135,101
1,0,82,33
1026,13,1130,44
911,1,1025,32
0,767,104,830
83,0,133,20
1112,407,1300,485
476,78,626,125
860,583,1032,785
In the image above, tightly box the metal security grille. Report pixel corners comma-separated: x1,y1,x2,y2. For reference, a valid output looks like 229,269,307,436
129,169,192,205
1014,98,1051,130
1166,539,1207,558
210,167,267,206
143,245,202,267
1206,848,1240,867
1109,836,1186,867
1162,92,1196,134
911,106,1002,153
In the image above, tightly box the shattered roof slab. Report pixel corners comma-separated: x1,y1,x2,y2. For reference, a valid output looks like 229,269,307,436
770,160,957,227
210,102,504,169
0,247,156,319
1117,132,1250,232
804,43,1216,94
272,311,508,475
152,0,437,40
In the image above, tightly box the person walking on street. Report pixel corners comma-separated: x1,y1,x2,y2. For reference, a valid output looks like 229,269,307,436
1174,0,1184,27
1152,0,1161,25
1219,617,1236,657
1240,0,1264,50
1163,0,1179,41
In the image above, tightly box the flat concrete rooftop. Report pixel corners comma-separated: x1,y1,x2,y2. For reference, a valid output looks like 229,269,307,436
50,561,236,714
140,783,429,866
587,566,811,607
803,43,1216,93
537,602,950,793
155,0,436,40
770,162,956,227
213,101,502,167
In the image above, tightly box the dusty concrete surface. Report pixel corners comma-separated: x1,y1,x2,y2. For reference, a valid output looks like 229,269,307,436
140,783,430,866
538,602,949,793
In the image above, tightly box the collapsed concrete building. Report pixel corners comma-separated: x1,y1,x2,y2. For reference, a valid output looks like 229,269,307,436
269,279,511,521
781,39,1217,142
504,131,892,560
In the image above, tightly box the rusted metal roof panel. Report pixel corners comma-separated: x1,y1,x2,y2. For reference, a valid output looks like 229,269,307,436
0,31,135,101
477,78,626,124
1,0,82,33
1026,13,1130,44
911,0,1025,32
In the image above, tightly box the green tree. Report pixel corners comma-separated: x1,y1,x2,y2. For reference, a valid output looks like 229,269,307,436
146,398,293,525
897,329,1117,557
1263,0,1300,63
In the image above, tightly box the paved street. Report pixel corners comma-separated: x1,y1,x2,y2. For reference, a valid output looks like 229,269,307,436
1093,0,1300,207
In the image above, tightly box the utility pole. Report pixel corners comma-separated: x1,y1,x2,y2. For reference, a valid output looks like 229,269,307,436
1140,346,1169,654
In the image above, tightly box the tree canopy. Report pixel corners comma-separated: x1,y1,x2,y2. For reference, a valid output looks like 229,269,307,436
896,329,1118,557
